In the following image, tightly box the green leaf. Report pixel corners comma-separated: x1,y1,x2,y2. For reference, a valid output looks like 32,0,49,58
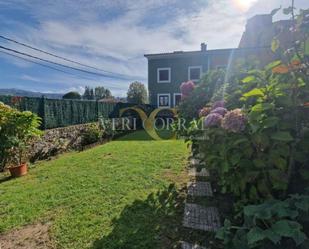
291,230,307,246
271,220,294,237
271,132,293,142
233,138,249,146
269,170,286,188
247,227,266,245
264,229,281,244
265,60,281,71
242,75,256,83
243,88,264,99
249,186,258,200
271,38,280,52
253,159,265,168
271,220,307,245
251,103,274,112
295,197,309,212
263,117,279,128
273,157,287,171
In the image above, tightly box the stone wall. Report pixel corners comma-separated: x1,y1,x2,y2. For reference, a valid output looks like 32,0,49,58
29,123,96,162
28,117,135,162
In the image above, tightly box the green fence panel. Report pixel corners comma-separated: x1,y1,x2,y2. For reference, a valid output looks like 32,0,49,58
0,95,154,129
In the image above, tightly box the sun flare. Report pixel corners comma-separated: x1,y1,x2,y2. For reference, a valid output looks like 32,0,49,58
233,0,258,11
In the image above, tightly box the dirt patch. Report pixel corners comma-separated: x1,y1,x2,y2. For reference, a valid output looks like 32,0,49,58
0,223,55,249
161,169,189,186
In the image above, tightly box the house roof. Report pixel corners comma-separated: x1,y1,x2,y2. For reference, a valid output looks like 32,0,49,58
144,46,270,60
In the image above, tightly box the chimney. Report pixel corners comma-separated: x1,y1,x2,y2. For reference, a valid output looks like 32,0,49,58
201,43,207,51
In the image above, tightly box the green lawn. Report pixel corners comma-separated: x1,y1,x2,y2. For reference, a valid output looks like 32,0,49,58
0,134,189,249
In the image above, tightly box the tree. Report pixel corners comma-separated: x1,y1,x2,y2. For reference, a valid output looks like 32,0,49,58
127,81,148,104
62,91,81,100
83,86,113,100
95,86,112,100
83,86,93,100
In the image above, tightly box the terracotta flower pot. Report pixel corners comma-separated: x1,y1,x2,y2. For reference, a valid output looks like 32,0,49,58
9,163,28,177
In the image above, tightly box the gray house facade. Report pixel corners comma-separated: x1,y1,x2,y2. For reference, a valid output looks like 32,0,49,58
144,43,232,108
144,43,272,108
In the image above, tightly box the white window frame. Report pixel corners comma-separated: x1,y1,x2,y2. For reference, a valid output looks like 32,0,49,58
173,93,182,107
188,66,202,81
157,68,171,83
157,93,171,108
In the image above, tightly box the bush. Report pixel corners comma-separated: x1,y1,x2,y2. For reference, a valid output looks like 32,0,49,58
62,91,81,100
217,195,309,249
81,124,102,146
178,70,226,122
0,102,41,170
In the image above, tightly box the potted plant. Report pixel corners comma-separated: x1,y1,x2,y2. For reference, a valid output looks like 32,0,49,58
0,102,41,177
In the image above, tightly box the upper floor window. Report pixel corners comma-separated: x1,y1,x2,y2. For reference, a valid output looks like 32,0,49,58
157,68,171,83
188,66,202,81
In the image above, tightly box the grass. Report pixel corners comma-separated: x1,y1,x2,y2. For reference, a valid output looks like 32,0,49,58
0,132,189,249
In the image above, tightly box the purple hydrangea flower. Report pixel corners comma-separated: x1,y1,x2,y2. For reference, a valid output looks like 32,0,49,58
210,107,228,116
212,100,225,109
221,109,247,133
180,80,195,98
199,107,211,117
204,113,223,127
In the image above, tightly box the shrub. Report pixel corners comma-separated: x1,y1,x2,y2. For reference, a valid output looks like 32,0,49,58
81,124,102,146
0,102,41,170
216,195,309,249
178,70,226,122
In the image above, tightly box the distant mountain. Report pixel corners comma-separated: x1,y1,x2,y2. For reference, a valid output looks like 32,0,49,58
0,89,63,99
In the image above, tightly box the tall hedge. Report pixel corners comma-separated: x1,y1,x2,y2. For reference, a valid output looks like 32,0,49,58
0,96,153,129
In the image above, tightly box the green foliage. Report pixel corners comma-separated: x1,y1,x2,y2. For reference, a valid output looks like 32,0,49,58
81,124,102,146
62,91,81,100
83,86,112,100
127,81,148,104
0,95,125,129
99,118,117,138
180,4,309,249
0,102,41,170
216,195,309,249
94,86,112,100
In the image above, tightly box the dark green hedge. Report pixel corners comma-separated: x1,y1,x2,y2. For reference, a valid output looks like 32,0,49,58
0,96,153,129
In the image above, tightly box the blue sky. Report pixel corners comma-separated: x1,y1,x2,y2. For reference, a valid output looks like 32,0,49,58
0,0,308,96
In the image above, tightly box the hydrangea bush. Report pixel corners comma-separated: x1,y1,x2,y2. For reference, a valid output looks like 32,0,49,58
180,80,195,99
178,5,309,249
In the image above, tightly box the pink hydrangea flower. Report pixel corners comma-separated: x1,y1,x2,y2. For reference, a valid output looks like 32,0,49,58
210,107,228,116
204,113,223,127
180,80,195,98
212,100,225,109
221,109,247,133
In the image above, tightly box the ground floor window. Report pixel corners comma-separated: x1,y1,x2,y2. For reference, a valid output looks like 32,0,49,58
174,93,182,107
157,94,170,108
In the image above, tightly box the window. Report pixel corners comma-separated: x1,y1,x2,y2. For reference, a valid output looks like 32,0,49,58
157,68,171,83
157,94,170,108
174,93,182,107
188,66,202,81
